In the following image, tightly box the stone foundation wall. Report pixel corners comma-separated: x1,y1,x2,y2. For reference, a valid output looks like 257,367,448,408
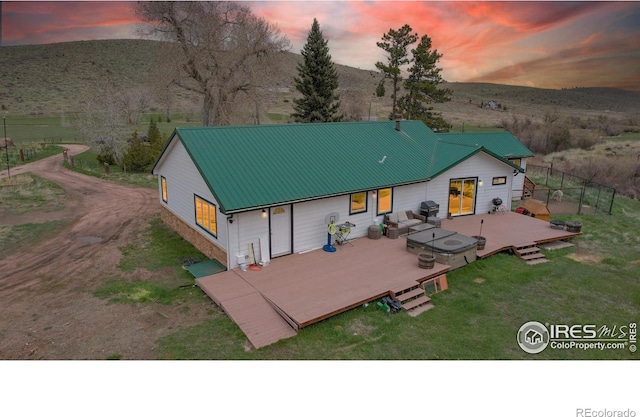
160,205,228,267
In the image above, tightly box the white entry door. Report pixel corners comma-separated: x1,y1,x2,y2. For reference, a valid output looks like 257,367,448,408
270,205,292,257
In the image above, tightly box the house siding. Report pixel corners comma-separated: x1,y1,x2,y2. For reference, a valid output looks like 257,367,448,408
428,152,514,216
227,210,270,269
154,137,229,260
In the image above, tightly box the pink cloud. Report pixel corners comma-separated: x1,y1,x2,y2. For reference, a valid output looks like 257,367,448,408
3,1,639,90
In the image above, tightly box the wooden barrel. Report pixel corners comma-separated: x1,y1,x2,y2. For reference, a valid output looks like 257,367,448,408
566,221,582,233
418,252,435,269
472,236,486,251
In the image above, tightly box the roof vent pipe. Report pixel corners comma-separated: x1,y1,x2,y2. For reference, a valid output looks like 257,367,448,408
394,114,402,131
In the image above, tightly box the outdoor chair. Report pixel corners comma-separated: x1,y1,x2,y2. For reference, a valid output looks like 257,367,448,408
384,210,426,235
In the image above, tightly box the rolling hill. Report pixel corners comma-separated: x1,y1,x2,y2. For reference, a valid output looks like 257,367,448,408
1,39,639,128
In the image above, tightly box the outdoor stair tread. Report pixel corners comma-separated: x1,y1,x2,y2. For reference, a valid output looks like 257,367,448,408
407,302,435,317
515,247,541,255
395,288,426,302
402,296,431,311
513,241,537,249
521,253,546,261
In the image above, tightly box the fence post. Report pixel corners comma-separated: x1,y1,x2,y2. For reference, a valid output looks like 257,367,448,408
608,188,616,215
577,180,587,215
545,166,550,186
595,185,602,213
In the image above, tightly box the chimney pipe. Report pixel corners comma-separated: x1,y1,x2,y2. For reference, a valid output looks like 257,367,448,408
394,114,402,131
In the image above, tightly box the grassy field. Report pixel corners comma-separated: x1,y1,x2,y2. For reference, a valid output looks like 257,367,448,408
63,149,157,189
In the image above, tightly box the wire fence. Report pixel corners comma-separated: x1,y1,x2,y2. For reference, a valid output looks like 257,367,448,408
42,136,84,144
525,164,616,215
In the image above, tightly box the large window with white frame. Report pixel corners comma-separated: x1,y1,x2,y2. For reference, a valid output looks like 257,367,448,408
194,195,217,237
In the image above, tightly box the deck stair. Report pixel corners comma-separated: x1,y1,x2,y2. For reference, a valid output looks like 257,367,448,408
393,285,433,317
512,242,549,265
523,176,536,199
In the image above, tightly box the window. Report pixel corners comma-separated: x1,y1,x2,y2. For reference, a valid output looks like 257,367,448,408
492,176,507,186
510,158,521,167
377,188,393,215
350,192,367,214
194,195,217,237
161,176,168,203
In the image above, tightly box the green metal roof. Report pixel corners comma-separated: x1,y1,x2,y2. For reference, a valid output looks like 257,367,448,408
438,131,535,158
153,121,530,213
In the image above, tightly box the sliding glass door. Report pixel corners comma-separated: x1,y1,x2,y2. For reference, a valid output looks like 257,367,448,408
448,178,477,216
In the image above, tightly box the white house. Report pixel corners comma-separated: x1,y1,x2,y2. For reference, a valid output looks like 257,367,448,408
151,120,528,270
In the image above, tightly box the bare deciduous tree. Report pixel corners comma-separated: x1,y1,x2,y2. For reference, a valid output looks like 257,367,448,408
135,1,290,126
74,71,130,164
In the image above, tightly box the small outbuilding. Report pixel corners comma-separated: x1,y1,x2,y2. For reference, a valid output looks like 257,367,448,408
517,199,550,222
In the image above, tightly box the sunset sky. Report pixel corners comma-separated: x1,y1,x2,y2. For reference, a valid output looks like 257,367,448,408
2,1,639,91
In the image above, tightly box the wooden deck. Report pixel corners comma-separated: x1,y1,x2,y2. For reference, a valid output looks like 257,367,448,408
439,211,581,258
197,210,581,349
197,236,449,349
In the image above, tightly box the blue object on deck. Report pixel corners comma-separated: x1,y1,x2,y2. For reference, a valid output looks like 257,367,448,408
322,228,336,253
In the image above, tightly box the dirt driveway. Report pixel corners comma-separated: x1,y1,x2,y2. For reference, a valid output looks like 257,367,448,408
0,147,209,359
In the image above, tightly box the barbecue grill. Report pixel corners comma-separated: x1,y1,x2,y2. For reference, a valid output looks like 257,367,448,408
420,200,440,218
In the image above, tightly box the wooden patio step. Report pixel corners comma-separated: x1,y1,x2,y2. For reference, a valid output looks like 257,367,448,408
407,302,435,317
521,253,546,261
402,295,431,311
514,246,541,256
513,242,537,250
395,287,425,302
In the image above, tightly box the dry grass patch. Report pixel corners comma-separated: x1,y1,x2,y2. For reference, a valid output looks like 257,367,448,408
566,252,605,265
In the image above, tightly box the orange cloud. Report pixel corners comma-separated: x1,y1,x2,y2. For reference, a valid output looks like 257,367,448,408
3,1,639,91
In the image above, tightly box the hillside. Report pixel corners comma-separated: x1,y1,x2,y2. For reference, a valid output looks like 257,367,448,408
1,39,639,127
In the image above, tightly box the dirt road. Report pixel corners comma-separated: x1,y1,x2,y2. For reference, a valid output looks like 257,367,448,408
0,147,207,359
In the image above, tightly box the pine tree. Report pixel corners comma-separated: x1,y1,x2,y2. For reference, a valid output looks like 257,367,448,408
375,24,418,118
292,19,342,123
148,117,164,160
122,130,154,173
399,34,452,131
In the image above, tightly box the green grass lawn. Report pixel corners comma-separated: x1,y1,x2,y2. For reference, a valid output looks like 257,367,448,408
3,114,202,145
64,149,157,189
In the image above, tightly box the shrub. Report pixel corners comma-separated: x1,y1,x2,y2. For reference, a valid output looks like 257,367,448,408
121,131,154,173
